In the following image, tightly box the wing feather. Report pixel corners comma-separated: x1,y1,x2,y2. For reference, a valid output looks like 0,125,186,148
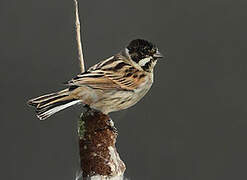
67,55,147,91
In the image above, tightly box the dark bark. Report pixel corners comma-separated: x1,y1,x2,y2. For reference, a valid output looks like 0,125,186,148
78,109,126,178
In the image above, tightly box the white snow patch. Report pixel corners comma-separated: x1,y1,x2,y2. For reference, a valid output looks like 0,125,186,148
90,175,124,180
108,146,123,176
109,119,114,127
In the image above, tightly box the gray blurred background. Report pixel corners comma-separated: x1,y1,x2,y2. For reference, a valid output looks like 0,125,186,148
1,0,247,179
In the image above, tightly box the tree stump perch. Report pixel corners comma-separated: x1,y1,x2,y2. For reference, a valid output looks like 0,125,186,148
78,109,126,179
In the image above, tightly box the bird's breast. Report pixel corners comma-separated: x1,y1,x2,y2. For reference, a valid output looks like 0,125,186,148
134,73,153,98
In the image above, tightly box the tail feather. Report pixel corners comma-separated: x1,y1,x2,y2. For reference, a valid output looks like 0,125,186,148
28,89,81,120
36,99,81,120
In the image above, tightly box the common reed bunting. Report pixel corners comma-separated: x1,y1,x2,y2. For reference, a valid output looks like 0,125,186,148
28,39,163,120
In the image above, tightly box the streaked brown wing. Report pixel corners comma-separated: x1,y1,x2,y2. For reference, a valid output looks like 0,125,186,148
104,70,146,90
67,55,146,91
66,70,120,90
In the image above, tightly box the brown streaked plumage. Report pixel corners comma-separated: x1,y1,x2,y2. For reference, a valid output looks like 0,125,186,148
28,39,163,120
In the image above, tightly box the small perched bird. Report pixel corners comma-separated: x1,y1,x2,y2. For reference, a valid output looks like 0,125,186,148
28,39,163,120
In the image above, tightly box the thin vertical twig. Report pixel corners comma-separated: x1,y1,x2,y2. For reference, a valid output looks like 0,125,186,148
74,0,85,73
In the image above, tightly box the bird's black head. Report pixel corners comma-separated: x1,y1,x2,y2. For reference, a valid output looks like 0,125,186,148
126,39,163,71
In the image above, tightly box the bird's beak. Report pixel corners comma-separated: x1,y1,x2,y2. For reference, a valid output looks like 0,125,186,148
153,50,163,59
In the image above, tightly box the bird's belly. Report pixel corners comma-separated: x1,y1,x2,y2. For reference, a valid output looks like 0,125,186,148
91,81,153,114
